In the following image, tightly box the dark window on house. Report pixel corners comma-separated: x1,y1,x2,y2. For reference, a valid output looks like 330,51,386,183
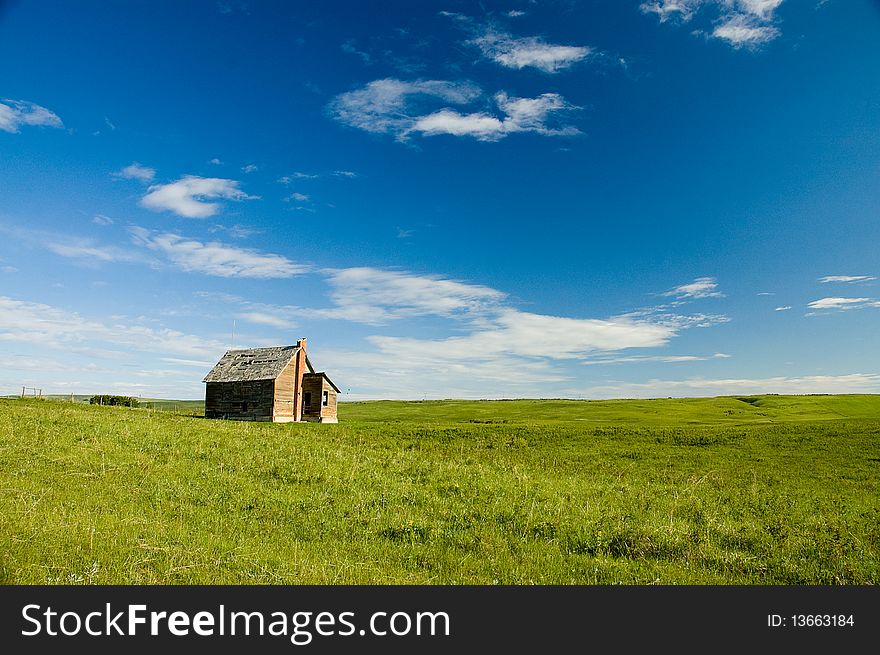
241,401,248,413
322,390,329,406
303,392,312,409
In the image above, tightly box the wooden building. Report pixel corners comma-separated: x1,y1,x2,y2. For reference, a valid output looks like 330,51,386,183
203,338,339,423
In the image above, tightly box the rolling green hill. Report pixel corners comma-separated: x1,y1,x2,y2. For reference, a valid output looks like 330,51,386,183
340,394,880,425
1,395,878,584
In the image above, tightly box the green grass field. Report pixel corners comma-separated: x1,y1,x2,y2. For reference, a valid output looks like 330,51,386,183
1,395,878,584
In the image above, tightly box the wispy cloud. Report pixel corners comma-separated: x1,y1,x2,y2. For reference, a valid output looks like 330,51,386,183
321,266,507,324
807,297,880,311
190,264,735,398
0,295,225,359
774,305,791,311
330,78,578,142
469,29,592,73
712,13,780,48
641,0,786,49
341,39,371,64
140,175,258,218
208,224,259,239
577,372,880,400
663,277,724,299
130,227,310,278
46,241,141,264
241,163,258,173
93,214,114,226
277,171,357,183
372,310,676,360
235,312,295,329
329,78,482,137
319,310,677,399
819,275,876,284
640,0,705,22
410,92,579,141
113,162,156,182
583,352,731,365
286,192,310,202
0,99,64,133
442,13,593,73
278,173,319,183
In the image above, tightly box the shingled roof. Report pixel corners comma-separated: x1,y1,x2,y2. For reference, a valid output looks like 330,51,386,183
203,346,314,383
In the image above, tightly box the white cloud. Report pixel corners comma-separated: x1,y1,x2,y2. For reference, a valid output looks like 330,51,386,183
641,0,785,48
46,242,138,264
241,164,258,173
321,267,506,324
369,310,675,364
774,306,791,311
130,227,310,278
0,99,64,133
583,352,731,365
469,29,592,73
191,267,508,330
93,214,114,226
329,78,482,137
737,0,784,19
196,266,734,398
807,297,880,311
640,0,705,22
209,224,258,239
0,295,225,359
506,10,526,18
495,92,580,136
663,277,724,299
209,158,223,165
819,275,876,284
113,162,156,182
279,172,318,183
278,171,357,184
578,373,880,399
408,91,578,141
411,110,505,140
160,357,215,368
140,176,258,218
236,312,295,329
311,309,682,399
712,13,780,48
286,192,310,202
331,78,578,142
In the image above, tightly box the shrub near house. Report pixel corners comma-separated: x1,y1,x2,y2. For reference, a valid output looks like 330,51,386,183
88,395,140,407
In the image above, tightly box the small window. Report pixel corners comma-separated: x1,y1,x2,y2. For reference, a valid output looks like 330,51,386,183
241,401,248,413
303,392,312,409
322,390,329,406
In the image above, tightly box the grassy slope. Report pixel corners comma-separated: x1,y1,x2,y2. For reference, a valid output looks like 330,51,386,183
342,394,880,424
0,395,878,584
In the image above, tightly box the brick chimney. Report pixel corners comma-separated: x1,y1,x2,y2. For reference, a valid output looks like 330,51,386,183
293,337,307,421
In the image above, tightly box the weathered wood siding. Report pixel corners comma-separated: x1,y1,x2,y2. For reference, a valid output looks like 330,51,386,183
273,360,296,420
301,374,338,422
205,380,275,421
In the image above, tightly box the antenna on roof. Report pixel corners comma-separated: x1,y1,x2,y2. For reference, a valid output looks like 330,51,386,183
231,319,236,350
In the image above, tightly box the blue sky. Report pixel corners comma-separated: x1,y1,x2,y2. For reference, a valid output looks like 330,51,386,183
1,0,878,400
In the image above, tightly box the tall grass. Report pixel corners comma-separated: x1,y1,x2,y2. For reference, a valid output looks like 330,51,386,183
1,396,878,584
